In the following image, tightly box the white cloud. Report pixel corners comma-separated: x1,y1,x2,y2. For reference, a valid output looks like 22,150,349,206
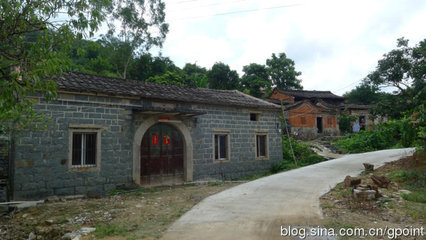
159,0,426,94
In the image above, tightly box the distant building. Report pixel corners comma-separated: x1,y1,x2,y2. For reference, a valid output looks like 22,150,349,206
267,88,345,139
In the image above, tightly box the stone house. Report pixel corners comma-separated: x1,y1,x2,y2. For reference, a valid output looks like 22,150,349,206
8,72,283,200
267,88,345,139
343,104,386,131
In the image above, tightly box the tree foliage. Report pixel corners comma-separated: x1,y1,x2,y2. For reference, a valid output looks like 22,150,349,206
183,63,208,88
0,0,169,133
146,70,196,87
207,62,240,90
0,0,115,133
366,38,425,119
240,63,271,97
104,0,169,79
343,82,381,105
266,53,302,90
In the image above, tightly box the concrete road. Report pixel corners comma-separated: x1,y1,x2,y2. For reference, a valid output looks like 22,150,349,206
162,148,414,240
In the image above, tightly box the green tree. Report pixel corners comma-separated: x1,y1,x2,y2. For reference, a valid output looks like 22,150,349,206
183,63,208,88
366,38,425,119
207,62,240,90
241,63,271,97
127,54,177,81
0,0,114,133
68,39,117,77
343,82,381,105
146,70,195,87
103,0,169,79
266,53,302,90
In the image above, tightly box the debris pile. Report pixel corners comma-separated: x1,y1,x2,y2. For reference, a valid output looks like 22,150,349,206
343,163,394,201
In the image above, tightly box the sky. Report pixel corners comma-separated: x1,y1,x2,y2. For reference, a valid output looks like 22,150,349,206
156,0,426,95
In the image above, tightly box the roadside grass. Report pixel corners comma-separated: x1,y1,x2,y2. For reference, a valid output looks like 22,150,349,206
94,224,126,238
319,153,425,239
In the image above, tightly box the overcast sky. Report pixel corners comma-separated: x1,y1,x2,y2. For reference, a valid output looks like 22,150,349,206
158,0,426,95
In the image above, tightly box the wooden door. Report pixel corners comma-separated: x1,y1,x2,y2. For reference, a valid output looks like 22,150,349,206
140,123,184,185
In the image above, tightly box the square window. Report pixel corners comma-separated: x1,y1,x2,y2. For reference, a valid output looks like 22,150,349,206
250,113,259,121
72,132,97,166
214,133,229,161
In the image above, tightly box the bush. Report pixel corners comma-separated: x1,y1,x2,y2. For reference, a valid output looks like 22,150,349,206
334,118,423,153
338,114,357,134
271,137,325,173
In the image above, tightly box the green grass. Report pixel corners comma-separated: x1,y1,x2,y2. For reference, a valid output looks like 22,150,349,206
402,192,426,203
94,224,127,238
207,181,225,186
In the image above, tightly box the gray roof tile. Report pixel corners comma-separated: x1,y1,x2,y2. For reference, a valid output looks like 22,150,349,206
55,72,279,110
276,88,344,99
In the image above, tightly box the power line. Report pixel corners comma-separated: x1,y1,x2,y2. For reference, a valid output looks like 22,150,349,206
167,0,251,12
333,79,363,93
169,3,302,21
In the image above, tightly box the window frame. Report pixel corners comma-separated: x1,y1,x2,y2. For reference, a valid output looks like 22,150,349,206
327,116,333,125
250,113,260,121
301,116,307,125
68,126,102,170
255,131,269,160
212,130,230,162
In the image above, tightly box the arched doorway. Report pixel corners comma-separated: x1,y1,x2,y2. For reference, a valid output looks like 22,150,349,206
140,123,184,185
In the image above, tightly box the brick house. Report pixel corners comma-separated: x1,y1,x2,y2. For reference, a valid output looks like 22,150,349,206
8,72,283,200
268,88,345,139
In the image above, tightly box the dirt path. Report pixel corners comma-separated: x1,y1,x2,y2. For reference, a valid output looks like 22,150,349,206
308,140,344,160
162,148,414,240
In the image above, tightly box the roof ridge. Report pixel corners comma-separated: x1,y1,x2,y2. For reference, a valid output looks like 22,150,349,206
234,90,278,107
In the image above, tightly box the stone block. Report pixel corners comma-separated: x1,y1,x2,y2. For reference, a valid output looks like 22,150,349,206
54,187,75,196
15,159,34,168
343,176,361,188
353,189,376,200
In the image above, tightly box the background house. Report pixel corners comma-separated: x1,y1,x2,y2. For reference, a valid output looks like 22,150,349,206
267,88,345,139
7,72,283,200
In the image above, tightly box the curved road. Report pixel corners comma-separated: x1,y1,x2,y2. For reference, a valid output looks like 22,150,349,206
162,148,414,240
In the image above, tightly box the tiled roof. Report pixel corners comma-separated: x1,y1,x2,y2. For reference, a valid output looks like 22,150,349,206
54,72,279,109
344,104,372,110
275,88,344,99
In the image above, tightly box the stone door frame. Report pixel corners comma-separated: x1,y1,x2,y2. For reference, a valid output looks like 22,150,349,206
132,116,193,185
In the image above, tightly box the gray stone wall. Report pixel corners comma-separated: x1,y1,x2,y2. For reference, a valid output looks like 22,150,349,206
13,93,282,200
13,94,135,200
191,105,282,180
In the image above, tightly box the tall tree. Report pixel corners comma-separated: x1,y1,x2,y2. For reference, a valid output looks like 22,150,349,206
266,53,302,90
366,38,425,119
68,39,117,77
183,63,208,88
343,82,381,105
0,0,114,133
104,0,169,79
207,62,240,90
241,63,271,97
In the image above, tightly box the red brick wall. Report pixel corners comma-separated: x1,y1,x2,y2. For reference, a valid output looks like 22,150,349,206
270,89,295,103
289,103,318,127
288,103,337,129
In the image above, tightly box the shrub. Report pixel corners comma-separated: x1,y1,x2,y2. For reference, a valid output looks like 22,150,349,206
271,137,325,173
334,118,423,153
338,114,357,134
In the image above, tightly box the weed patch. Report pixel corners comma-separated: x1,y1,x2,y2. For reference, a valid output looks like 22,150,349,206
271,137,325,173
